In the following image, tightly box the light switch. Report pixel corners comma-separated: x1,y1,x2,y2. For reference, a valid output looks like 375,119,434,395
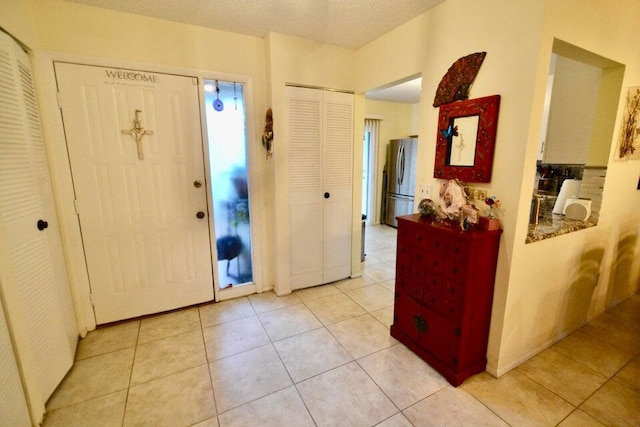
418,184,432,199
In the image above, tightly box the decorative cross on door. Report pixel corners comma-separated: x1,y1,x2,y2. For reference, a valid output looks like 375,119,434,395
122,109,154,160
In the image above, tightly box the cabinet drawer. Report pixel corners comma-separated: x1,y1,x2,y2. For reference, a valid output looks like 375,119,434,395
426,253,446,275
396,274,423,301
437,299,462,321
449,238,470,258
426,234,446,252
443,280,463,302
397,262,424,301
398,224,427,248
423,274,443,302
405,273,424,301
445,259,467,282
395,248,411,282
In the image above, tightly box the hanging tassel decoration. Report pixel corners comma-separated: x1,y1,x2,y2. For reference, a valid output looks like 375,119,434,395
262,108,274,159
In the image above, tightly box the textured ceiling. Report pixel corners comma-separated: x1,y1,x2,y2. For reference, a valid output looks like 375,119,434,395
65,0,444,50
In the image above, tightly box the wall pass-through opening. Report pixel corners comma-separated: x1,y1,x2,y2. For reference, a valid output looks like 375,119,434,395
204,80,254,288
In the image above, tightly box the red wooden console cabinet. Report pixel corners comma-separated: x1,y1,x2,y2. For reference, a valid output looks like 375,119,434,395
390,214,502,386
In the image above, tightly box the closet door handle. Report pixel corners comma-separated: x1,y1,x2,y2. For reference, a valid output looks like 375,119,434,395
324,192,330,199
37,219,49,231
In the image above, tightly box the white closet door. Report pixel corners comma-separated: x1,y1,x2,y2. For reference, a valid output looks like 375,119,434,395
322,91,353,283
0,299,31,427
287,87,323,288
0,31,76,402
287,86,353,289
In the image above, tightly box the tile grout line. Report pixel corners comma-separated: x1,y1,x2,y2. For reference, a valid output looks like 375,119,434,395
120,320,142,427
461,388,513,427
197,305,220,427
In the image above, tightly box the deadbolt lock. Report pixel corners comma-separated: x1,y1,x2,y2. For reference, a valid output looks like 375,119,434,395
193,180,203,188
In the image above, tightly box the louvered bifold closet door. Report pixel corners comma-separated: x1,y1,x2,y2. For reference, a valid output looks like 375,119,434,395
287,86,324,288
322,90,353,283
0,288,30,426
286,86,353,289
0,30,76,403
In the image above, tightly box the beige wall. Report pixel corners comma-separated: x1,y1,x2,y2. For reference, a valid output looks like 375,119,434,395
355,13,428,95
0,0,37,47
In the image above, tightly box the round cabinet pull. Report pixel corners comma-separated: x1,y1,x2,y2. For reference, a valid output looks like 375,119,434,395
193,180,203,188
324,192,330,199
196,211,206,219
37,219,49,231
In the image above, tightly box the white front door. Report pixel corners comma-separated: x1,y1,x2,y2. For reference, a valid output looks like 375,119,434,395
55,63,214,324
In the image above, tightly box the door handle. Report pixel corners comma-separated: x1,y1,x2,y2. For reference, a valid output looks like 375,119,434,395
324,192,330,199
196,211,206,219
37,219,49,231
193,180,203,188
399,144,405,186
396,145,402,186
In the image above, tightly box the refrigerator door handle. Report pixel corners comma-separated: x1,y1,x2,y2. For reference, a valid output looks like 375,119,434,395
399,144,405,186
395,144,402,186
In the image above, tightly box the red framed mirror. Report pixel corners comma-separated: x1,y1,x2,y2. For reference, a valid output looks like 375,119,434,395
434,95,500,183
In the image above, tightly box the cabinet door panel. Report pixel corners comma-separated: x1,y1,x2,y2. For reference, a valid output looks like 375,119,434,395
394,293,422,341
419,308,455,364
438,299,462,321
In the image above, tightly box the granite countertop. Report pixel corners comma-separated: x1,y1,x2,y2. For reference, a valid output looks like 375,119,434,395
526,211,597,243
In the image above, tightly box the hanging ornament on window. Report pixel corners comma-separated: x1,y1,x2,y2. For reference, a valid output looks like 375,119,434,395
233,82,238,110
213,80,224,111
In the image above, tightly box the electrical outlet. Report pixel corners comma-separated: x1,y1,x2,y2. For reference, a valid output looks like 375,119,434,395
418,184,432,199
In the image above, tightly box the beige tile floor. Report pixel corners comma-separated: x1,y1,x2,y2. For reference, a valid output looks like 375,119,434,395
44,225,640,427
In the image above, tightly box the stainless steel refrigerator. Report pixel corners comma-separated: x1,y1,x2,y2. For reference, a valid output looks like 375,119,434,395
384,138,418,227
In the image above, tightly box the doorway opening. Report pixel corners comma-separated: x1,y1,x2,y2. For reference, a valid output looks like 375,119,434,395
364,74,421,227
362,119,380,224
204,80,254,289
